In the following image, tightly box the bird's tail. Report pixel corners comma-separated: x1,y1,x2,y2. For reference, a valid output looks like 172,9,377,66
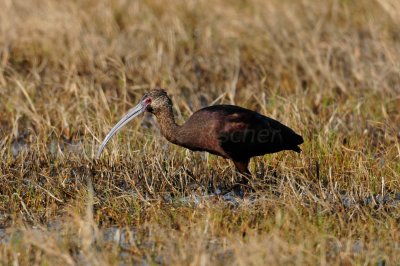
288,133,303,153
294,134,304,145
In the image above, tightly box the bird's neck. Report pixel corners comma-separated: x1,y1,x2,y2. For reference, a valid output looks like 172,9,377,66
155,106,180,144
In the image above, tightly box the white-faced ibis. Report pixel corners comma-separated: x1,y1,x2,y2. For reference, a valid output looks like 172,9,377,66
97,88,303,185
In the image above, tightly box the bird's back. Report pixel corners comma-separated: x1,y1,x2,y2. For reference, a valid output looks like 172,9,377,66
184,105,303,161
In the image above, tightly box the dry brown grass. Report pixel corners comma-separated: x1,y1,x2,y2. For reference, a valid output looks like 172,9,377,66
0,0,400,265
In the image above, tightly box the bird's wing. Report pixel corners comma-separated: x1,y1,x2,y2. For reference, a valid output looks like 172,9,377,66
217,109,301,160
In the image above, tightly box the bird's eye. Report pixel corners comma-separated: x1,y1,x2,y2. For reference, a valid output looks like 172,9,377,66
144,97,152,105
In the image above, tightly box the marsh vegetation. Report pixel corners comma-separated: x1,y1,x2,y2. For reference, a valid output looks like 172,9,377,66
0,0,399,264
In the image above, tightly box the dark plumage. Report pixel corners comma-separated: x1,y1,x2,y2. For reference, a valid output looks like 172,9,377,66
97,88,303,182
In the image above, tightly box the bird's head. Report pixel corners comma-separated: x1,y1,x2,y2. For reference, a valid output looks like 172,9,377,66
142,88,172,115
96,88,172,159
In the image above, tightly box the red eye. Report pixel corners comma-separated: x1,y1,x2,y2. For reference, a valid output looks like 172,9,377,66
144,98,152,105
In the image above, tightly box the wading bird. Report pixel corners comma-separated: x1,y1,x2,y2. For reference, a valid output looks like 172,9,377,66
97,88,303,187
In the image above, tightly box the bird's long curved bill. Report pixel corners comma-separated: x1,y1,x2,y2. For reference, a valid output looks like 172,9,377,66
96,103,146,159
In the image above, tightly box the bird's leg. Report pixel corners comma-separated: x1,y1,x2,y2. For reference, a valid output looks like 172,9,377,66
233,160,251,186
222,159,254,196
